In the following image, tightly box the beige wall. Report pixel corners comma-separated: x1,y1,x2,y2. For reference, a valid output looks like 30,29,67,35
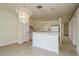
76,7,79,55
69,7,79,55
0,9,19,46
69,17,73,43
29,19,36,28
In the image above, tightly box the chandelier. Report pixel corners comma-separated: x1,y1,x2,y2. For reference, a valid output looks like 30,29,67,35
16,4,31,23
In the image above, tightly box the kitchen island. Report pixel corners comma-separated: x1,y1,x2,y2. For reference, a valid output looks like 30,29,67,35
32,32,59,53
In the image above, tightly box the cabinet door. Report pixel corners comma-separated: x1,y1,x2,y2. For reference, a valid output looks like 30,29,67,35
50,26,59,32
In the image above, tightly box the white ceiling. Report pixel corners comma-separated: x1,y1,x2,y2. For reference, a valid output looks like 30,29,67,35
0,3,78,22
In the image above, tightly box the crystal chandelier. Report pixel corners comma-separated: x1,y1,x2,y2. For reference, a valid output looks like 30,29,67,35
16,4,31,19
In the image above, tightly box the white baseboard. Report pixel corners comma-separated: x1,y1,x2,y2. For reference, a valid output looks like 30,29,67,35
0,41,17,47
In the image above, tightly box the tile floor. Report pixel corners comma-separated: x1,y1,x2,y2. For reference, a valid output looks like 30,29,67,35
0,36,77,56
59,36,77,56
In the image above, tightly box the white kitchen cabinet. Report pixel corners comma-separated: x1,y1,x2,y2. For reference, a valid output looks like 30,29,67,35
32,32,59,53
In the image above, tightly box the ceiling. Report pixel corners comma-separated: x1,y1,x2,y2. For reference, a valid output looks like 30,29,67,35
0,3,78,22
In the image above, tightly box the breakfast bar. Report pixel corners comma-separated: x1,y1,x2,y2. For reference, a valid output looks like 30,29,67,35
32,32,59,53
